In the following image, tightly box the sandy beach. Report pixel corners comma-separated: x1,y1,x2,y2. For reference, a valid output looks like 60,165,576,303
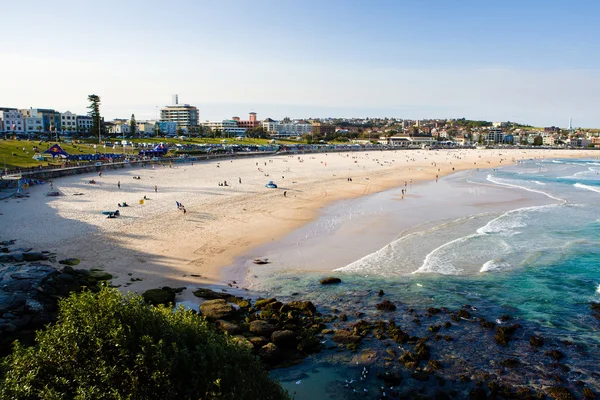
1,148,597,296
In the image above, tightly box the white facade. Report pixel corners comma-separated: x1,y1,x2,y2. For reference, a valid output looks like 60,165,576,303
262,119,312,137
137,121,156,134
201,120,246,136
61,111,77,132
0,109,25,133
24,117,44,133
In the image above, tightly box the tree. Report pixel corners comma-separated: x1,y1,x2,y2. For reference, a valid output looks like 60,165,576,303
130,114,137,139
1,287,289,400
87,94,102,143
533,136,543,146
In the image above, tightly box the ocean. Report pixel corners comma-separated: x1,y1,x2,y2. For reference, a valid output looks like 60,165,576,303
229,157,600,398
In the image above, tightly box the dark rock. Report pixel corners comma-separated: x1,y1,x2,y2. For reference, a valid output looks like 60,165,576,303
200,299,236,320
216,320,241,334
263,301,284,312
332,330,362,344
271,330,298,348
412,372,430,382
254,297,278,310
428,307,441,315
530,335,544,347
428,325,441,333
545,386,575,400
59,258,80,266
22,252,48,262
378,289,385,296
457,309,470,319
443,322,452,329
319,277,341,285
287,300,316,315
583,387,596,399
414,341,430,360
498,314,512,322
501,358,519,368
249,320,277,337
428,360,443,370
88,270,113,281
192,288,229,300
142,288,175,306
376,300,396,311
469,387,487,400
339,313,348,321
258,342,282,364
249,336,269,348
546,349,565,360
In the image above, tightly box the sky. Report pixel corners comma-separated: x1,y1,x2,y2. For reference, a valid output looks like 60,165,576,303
1,0,599,127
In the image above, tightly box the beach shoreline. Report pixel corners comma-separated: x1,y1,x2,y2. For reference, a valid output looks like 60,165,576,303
0,149,597,296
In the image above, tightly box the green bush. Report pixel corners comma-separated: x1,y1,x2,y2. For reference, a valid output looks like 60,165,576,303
0,287,289,400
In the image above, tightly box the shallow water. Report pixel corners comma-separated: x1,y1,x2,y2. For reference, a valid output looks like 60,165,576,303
231,158,600,398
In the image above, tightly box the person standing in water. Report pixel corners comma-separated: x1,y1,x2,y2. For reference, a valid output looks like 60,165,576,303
117,181,120,189
154,185,157,193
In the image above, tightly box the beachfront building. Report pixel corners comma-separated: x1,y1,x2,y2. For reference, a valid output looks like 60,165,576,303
232,112,260,130
60,111,78,133
379,133,435,147
109,119,132,135
262,118,312,137
24,116,44,134
21,108,61,132
0,109,25,134
137,121,157,135
486,129,504,144
201,120,246,137
157,121,177,135
311,122,336,136
160,95,199,129
77,115,94,133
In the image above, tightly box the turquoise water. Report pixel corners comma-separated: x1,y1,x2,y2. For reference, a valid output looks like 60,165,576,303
257,158,600,398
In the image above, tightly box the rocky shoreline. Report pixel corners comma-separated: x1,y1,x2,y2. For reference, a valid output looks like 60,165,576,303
2,242,599,400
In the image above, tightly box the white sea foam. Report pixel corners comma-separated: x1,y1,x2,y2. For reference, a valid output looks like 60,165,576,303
533,181,546,185
486,174,563,201
574,183,600,194
480,260,511,273
597,284,600,294
413,234,474,275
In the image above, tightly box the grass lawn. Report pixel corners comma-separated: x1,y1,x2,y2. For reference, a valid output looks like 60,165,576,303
0,136,305,170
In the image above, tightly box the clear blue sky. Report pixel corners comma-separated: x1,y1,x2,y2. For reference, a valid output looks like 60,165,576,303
1,0,599,127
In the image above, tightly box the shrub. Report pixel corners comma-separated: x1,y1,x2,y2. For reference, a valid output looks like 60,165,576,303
0,287,289,400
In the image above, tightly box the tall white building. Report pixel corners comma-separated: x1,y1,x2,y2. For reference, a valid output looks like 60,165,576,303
60,111,77,132
262,119,312,137
0,109,25,133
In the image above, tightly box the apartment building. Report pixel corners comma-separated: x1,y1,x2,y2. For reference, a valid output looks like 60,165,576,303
0,109,25,133
160,95,199,128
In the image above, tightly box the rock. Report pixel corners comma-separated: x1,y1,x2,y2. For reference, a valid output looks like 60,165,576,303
271,330,298,348
249,336,269,348
22,252,48,262
376,300,396,311
192,288,229,300
546,349,565,360
263,301,284,312
352,348,378,365
216,320,241,334
254,298,277,310
319,277,341,285
378,289,385,296
545,386,575,400
258,342,281,364
428,325,441,332
332,330,362,344
339,313,348,321
200,299,236,320
457,309,471,319
142,288,175,306
287,300,316,315
530,335,544,347
231,335,254,351
428,360,443,370
412,372,430,382
501,358,519,368
88,270,113,281
249,320,277,337
469,388,487,400
415,342,430,360
59,258,80,266
583,387,596,399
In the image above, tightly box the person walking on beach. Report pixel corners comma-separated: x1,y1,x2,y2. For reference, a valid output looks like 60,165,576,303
154,185,157,193
283,191,287,197
117,181,120,189
239,177,242,184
